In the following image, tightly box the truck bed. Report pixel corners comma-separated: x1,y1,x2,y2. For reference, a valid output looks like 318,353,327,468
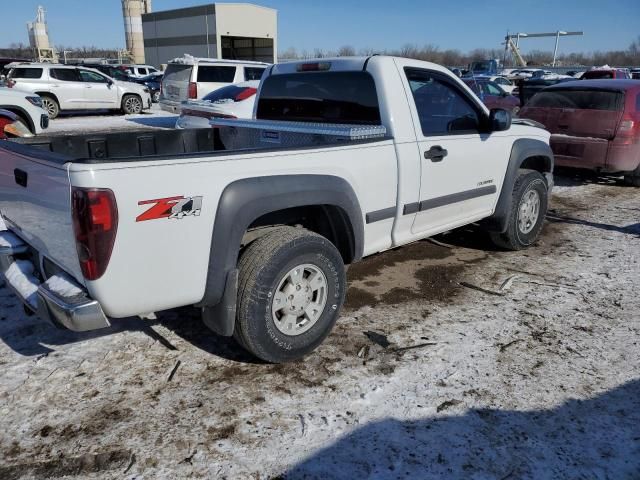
4,121,390,165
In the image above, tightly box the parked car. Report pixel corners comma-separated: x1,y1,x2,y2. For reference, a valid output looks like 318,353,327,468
0,109,35,139
160,56,269,113
119,64,159,78
80,64,133,82
6,64,152,119
520,80,640,186
631,68,640,80
176,81,258,129
0,86,48,135
480,75,516,94
515,78,574,106
582,67,631,80
0,56,554,363
462,78,520,114
130,72,163,103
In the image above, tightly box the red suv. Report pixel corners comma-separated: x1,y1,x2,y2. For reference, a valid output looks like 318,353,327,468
462,78,520,114
582,68,631,80
520,80,640,185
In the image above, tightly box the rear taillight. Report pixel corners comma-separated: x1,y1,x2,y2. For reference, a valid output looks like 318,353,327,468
71,188,118,281
616,113,640,144
188,82,197,99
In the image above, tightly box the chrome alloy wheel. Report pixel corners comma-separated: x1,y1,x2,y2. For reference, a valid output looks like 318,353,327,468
271,264,328,336
124,96,142,113
518,189,540,234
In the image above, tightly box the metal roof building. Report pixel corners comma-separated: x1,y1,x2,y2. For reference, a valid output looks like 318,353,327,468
142,3,277,67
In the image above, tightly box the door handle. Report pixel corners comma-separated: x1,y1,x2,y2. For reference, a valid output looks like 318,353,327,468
85,85,92,88
424,146,448,162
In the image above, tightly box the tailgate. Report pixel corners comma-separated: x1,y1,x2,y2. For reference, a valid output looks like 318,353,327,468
161,64,193,103
0,142,82,282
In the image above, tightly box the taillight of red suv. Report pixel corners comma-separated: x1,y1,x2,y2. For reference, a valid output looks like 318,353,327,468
71,188,118,281
188,82,198,99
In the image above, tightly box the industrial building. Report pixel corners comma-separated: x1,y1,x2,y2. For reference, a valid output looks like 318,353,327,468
27,6,58,62
140,3,277,67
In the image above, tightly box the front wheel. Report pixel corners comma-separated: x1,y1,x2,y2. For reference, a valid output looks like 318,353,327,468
490,169,548,250
234,226,346,363
41,95,59,119
152,91,160,103
623,165,640,187
121,94,143,114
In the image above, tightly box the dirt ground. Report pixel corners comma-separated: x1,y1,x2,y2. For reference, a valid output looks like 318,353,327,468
0,170,638,479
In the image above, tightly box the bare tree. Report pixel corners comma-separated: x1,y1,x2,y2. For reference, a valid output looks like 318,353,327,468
337,45,356,57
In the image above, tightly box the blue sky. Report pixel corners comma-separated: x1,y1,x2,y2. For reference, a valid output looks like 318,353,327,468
2,0,639,54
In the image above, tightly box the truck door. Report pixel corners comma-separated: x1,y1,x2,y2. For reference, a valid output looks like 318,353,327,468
401,68,507,236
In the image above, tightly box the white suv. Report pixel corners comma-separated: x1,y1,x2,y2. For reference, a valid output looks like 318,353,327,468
120,64,160,78
7,64,152,119
160,56,269,113
0,86,49,134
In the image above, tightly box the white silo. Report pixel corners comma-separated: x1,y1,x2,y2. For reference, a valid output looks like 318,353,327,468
27,6,58,62
122,0,152,64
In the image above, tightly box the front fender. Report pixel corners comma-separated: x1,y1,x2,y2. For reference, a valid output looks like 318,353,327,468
483,138,554,233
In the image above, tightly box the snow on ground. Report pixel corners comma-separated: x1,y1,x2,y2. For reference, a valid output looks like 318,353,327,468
0,126,638,480
45,103,178,135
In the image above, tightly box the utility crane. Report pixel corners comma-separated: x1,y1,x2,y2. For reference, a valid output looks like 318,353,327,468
504,31,584,67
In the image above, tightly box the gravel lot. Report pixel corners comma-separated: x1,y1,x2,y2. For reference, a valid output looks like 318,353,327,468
0,114,638,479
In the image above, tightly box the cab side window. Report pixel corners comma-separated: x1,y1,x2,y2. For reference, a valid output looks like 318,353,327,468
50,69,81,82
405,68,481,136
483,82,503,96
79,70,108,83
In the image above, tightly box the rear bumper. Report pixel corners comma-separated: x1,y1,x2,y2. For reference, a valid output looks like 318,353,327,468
160,99,180,113
0,231,110,332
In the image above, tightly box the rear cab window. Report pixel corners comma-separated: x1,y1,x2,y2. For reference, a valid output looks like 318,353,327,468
197,66,236,83
10,68,43,79
256,71,381,125
527,89,624,111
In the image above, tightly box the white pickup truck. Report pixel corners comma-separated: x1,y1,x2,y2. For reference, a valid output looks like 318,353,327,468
0,56,554,363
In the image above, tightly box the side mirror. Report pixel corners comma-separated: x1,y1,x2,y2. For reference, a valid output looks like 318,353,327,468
489,108,511,132
107,80,114,88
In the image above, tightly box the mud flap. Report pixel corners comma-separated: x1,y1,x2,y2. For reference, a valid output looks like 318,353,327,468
202,269,238,336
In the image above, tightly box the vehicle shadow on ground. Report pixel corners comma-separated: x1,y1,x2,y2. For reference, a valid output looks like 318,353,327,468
547,213,640,238
0,291,253,361
126,115,178,129
553,169,628,188
282,380,640,479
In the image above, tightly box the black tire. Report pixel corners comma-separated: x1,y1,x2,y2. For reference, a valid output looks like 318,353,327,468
490,169,548,250
623,167,640,187
121,94,143,114
234,226,346,363
40,95,59,119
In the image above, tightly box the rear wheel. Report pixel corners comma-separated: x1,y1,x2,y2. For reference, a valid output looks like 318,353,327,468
490,170,548,250
121,94,143,114
41,95,59,119
234,226,346,363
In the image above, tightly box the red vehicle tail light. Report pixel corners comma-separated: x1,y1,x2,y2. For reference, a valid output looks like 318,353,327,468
235,87,257,101
188,82,198,99
71,188,118,281
616,113,640,144
296,62,331,72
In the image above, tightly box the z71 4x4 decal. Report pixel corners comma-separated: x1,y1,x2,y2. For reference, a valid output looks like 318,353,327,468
136,196,203,222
